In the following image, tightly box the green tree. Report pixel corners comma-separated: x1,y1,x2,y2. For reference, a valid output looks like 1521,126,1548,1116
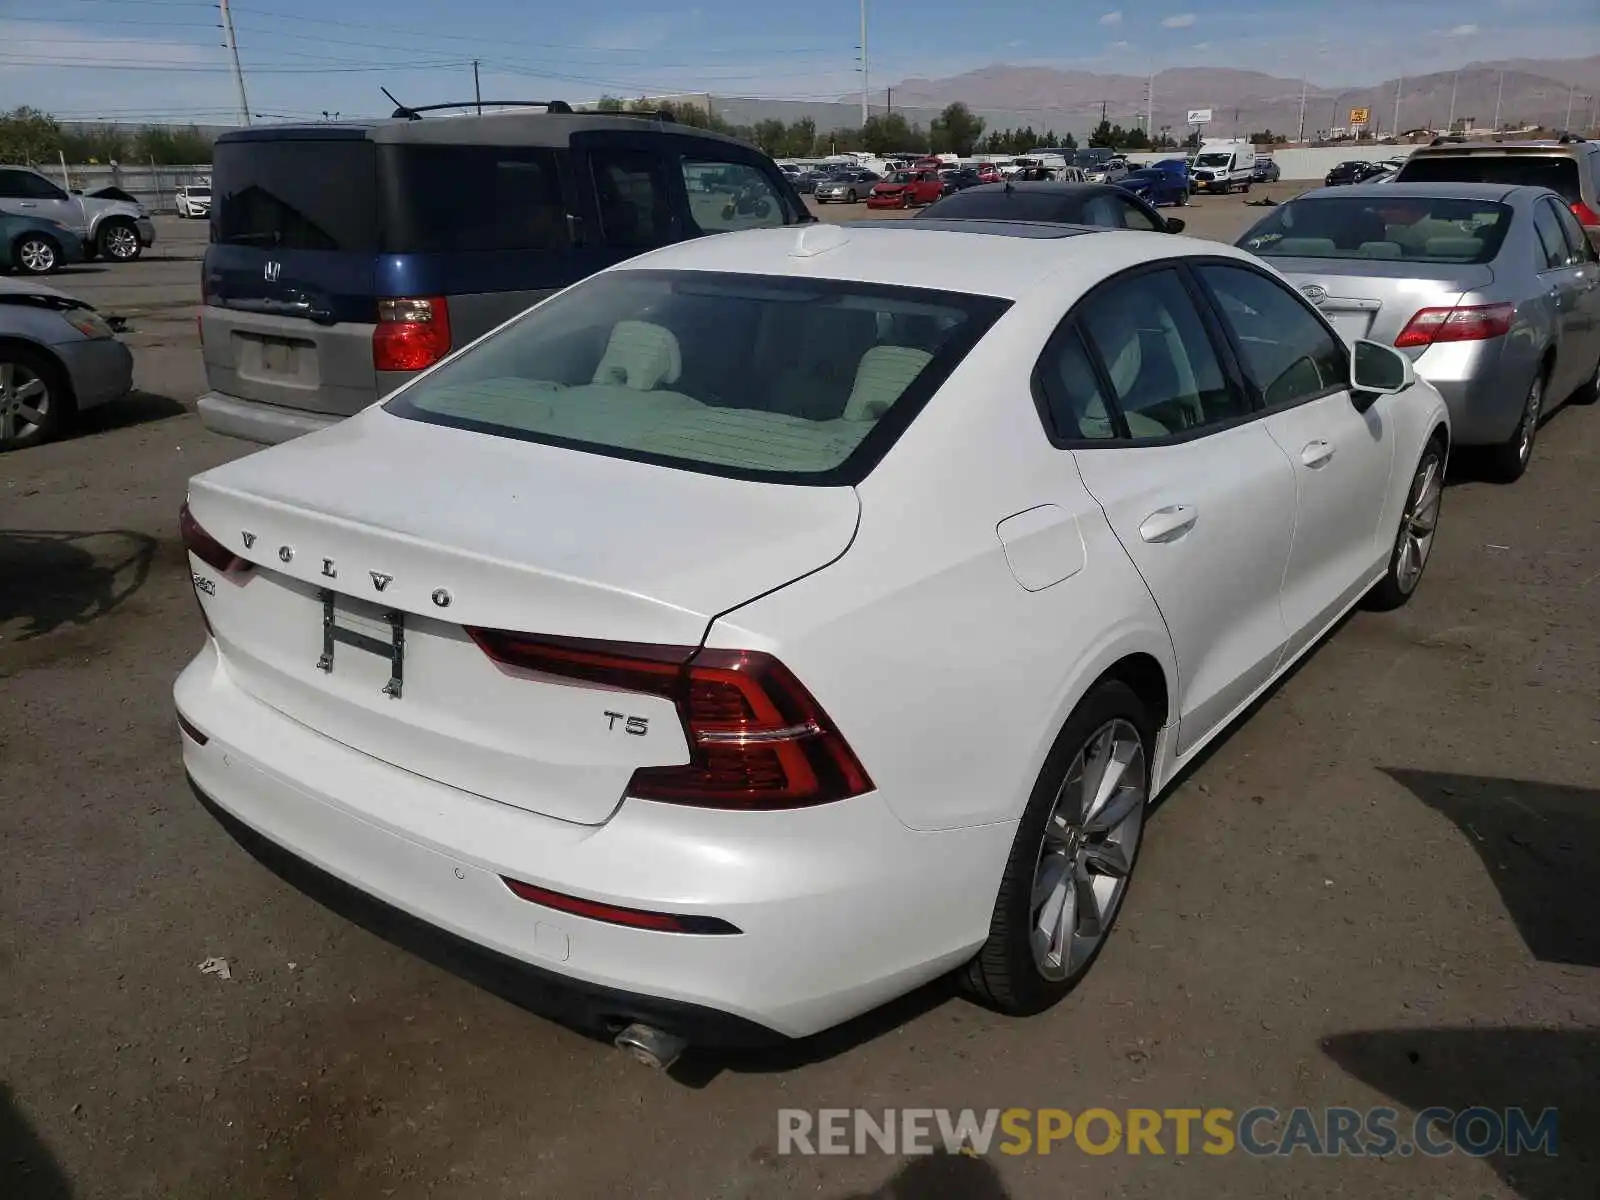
862,111,922,153
786,116,817,157
929,102,984,155
1087,119,1115,148
1121,126,1151,150
595,95,625,112
0,106,62,164
1247,129,1288,145
133,124,213,164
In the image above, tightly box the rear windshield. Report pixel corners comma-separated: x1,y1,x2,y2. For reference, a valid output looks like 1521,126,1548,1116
213,138,569,254
212,139,378,252
1398,153,1581,202
1239,195,1513,264
923,190,1078,222
384,269,1011,484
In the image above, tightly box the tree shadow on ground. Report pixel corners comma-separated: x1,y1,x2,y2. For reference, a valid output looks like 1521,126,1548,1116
0,529,157,641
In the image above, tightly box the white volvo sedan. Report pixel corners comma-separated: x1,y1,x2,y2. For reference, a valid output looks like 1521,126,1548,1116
175,218,1449,1064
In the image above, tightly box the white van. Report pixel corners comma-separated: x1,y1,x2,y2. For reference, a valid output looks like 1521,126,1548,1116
1190,141,1257,194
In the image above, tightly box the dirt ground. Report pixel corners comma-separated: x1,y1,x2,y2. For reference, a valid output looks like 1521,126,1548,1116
1,196,1597,1200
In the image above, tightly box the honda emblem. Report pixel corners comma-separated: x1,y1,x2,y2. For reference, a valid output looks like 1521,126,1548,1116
264,261,281,283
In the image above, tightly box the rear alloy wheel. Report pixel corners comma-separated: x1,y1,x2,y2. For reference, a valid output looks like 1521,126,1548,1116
98,220,141,262
1486,372,1543,483
963,680,1151,1014
1365,437,1445,611
0,349,63,451
15,235,59,275
846,189,858,203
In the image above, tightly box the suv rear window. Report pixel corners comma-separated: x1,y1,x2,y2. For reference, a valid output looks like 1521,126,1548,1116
1398,153,1581,202
379,145,568,253
212,139,378,252
385,269,1010,484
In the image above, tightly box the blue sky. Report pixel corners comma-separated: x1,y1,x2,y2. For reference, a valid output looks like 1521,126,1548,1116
0,0,1595,123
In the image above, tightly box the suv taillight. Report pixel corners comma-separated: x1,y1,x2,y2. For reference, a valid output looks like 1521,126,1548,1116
373,296,451,372
1393,302,1514,350
467,629,874,809
1572,200,1600,227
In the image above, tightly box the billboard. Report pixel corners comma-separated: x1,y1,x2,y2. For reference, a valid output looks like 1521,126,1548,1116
1186,108,1213,124
1348,107,1371,128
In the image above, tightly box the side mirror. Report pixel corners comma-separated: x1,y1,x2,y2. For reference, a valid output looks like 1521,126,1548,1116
1350,339,1414,404
1164,217,1186,234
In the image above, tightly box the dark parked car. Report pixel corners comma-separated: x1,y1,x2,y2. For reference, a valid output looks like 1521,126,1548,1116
1324,160,1390,187
197,101,813,444
916,182,1185,233
940,167,986,192
1253,158,1281,183
1116,162,1191,208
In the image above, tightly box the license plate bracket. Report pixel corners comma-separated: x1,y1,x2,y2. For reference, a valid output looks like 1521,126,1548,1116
316,588,404,698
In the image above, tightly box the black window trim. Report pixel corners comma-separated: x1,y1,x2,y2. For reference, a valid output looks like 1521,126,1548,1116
1185,256,1353,418
1030,258,1264,451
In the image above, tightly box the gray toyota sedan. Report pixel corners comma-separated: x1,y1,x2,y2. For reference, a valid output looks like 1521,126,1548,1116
1238,182,1600,480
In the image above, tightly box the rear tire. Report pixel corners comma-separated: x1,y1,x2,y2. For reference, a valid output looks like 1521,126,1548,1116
962,680,1152,1016
1485,371,1544,483
0,345,66,451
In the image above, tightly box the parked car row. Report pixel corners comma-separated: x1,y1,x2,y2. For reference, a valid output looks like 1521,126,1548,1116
0,166,155,268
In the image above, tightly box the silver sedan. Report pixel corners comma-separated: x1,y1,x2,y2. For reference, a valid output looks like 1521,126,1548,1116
0,276,133,451
1238,182,1600,480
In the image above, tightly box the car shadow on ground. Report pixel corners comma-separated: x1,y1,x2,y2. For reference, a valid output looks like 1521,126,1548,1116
0,529,157,642
1381,770,1600,968
838,1151,1012,1199
48,266,108,278
1321,1028,1597,1200
72,390,186,438
0,1082,72,1199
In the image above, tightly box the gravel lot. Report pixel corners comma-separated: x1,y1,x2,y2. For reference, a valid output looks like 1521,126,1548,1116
2,193,1597,1200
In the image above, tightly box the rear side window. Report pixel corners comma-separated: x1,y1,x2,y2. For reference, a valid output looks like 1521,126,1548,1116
1398,153,1581,202
1532,200,1572,269
380,145,568,253
1197,265,1347,409
212,139,378,252
385,269,1010,484
590,149,674,250
681,159,788,233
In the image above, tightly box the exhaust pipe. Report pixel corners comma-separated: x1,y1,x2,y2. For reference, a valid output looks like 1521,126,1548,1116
614,1023,687,1071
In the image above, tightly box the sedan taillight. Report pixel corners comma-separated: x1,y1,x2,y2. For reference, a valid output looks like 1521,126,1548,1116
1393,302,1514,350
468,628,874,809
179,502,252,576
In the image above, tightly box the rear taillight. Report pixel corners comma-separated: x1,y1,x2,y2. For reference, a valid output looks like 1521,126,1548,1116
373,295,451,372
1571,201,1600,227
1393,302,1514,350
179,502,252,576
467,629,874,809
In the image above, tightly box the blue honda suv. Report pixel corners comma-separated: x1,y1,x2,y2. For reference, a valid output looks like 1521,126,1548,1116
198,102,813,443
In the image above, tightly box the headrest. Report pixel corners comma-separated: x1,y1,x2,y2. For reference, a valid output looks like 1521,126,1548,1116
592,321,682,390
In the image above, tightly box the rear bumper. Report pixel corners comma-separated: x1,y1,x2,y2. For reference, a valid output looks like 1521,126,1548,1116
174,645,1014,1042
1413,338,1532,445
55,336,133,411
196,391,344,444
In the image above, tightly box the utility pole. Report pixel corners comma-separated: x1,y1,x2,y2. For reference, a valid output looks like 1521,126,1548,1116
1145,65,1154,137
859,0,869,127
217,0,250,126
1564,85,1575,131
1448,71,1458,132
1297,75,1308,143
886,86,892,115
1493,70,1504,132
1101,98,1108,126
473,59,482,114
1392,74,1402,138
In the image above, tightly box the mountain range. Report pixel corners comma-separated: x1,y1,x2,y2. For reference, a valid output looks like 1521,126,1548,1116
867,55,1600,138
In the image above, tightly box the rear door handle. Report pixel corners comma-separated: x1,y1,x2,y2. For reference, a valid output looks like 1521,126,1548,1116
1138,504,1198,544
1301,439,1336,468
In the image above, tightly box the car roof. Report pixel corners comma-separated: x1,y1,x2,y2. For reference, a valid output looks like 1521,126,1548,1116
951,181,1119,196
1409,139,1595,157
605,222,1258,301
1293,181,1526,202
217,110,754,150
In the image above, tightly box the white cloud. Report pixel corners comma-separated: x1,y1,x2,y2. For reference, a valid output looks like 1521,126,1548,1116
1110,40,1133,49
1193,41,1211,50
1447,23,1480,35
1099,11,1124,26
1162,13,1197,28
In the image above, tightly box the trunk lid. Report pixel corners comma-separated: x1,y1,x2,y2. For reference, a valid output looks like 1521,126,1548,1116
186,410,860,825
1267,257,1495,348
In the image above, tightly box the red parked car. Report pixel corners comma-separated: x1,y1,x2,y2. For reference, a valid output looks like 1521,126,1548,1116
974,162,1003,184
867,170,947,209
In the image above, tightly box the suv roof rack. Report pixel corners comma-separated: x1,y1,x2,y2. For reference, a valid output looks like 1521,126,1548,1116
387,99,577,120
